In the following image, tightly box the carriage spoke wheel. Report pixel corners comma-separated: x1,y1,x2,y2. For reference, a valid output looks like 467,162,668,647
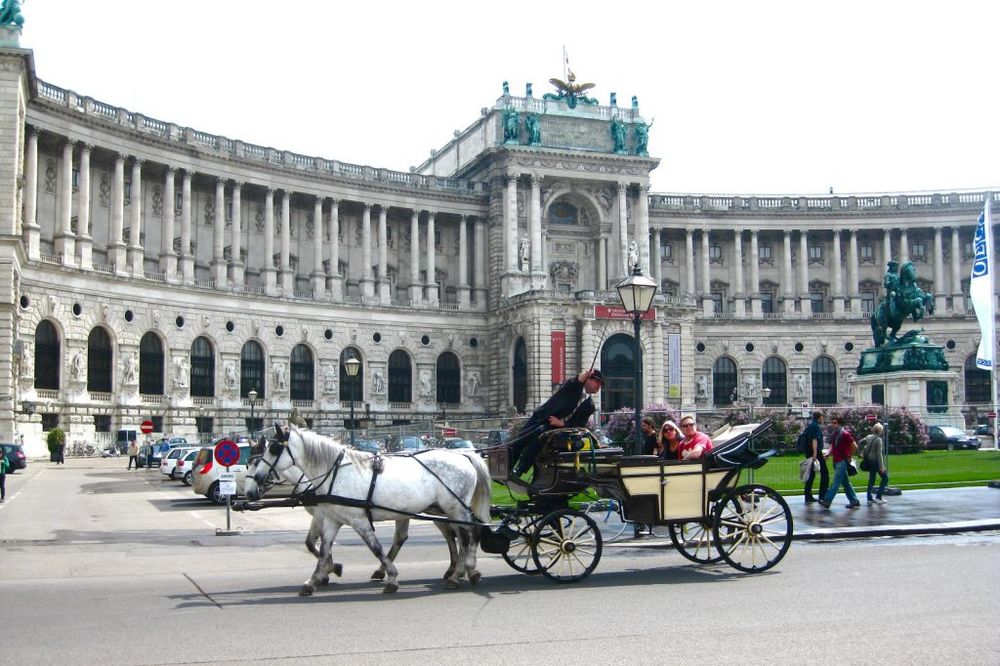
712,484,793,573
668,520,725,564
501,513,540,574
531,509,602,583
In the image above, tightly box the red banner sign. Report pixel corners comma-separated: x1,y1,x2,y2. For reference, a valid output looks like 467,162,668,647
595,305,656,320
551,331,566,385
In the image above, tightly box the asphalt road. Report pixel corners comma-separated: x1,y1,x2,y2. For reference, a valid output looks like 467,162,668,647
1,459,998,665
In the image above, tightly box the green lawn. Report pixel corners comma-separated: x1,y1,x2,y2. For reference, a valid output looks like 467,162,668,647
489,450,1000,506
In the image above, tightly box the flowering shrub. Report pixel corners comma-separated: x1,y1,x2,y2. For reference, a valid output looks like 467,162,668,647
604,403,682,443
722,408,804,450
831,406,928,453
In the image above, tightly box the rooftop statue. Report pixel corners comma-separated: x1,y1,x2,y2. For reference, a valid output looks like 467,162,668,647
502,106,520,144
870,260,936,347
610,114,627,154
0,0,24,27
634,119,653,156
544,69,598,109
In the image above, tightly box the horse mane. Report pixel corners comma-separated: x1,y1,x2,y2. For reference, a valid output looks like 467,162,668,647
291,426,372,470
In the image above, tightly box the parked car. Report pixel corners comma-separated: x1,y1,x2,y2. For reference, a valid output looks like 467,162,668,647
191,441,288,503
352,439,383,454
398,436,428,452
0,443,27,472
974,424,994,437
138,436,189,468
442,437,475,450
176,448,203,486
159,446,200,480
926,426,981,450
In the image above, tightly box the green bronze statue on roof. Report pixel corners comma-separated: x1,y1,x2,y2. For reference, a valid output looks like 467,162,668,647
0,0,24,27
543,69,599,109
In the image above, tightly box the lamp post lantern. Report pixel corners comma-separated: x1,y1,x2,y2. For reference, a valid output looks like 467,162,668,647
344,357,361,448
615,265,658,455
247,387,258,436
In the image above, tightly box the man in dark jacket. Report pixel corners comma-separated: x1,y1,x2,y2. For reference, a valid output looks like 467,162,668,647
803,410,829,503
509,369,604,477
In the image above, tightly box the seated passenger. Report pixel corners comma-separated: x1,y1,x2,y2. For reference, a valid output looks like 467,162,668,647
641,417,661,456
658,420,683,460
677,415,713,460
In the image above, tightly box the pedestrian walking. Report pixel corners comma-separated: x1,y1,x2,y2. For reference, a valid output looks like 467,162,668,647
127,440,139,470
0,447,9,501
820,415,860,509
860,423,889,504
802,410,829,503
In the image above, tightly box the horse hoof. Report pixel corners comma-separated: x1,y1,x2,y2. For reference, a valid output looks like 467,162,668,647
332,563,343,577
445,579,459,590
382,582,399,594
318,576,330,587
468,571,482,585
371,570,386,581
299,585,315,597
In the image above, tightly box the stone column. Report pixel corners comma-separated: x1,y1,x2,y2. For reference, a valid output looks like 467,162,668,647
798,230,811,315
635,184,650,274
733,229,745,317
597,235,607,291
180,170,194,284
529,175,542,274
685,229,695,298
329,199,342,300
473,217,487,310
782,230,794,314
378,205,390,303
617,182,629,277
360,202,374,299
832,230,844,315
280,191,292,294
899,228,909,265
950,226,963,314
312,197,325,299
505,174,519,273
883,229,892,268
55,140,76,266
262,188,276,293
128,159,145,276
22,128,39,259
426,210,438,305
409,209,421,304
750,230,761,317
75,143,93,270
231,181,244,289
701,230,712,316
651,229,662,292
211,177,227,286
933,227,946,313
849,230,860,314
160,166,176,280
458,215,470,308
110,154,127,274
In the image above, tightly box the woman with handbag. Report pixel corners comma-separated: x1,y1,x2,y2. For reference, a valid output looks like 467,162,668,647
860,423,889,504
819,416,861,509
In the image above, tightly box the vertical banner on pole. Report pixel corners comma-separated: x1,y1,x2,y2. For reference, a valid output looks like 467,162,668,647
667,333,681,398
551,331,566,386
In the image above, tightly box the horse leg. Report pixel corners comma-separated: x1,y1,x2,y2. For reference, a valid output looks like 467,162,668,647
462,524,482,586
352,519,398,593
371,519,409,581
306,510,343,585
435,522,460,581
301,520,342,597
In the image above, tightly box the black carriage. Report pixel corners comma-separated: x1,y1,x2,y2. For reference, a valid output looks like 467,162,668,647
484,420,793,582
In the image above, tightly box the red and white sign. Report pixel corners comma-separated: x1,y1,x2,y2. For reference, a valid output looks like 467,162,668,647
988,411,997,418
551,331,566,385
441,427,457,436
214,439,240,467
865,414,877,423
140,419,154,434
595,305,656,321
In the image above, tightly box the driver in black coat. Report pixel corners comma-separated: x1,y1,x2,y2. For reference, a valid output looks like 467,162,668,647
509,369,604,477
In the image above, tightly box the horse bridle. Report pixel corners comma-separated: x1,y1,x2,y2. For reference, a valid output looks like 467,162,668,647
251,438,343,498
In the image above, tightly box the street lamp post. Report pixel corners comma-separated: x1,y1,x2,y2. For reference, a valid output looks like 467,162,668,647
615,265,658,456
344,357,361,448
247,387,258,436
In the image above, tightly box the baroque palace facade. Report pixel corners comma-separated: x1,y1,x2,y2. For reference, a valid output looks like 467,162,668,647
0,43,996,457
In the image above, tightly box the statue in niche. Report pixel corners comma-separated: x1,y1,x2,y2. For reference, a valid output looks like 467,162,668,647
794,374,807,399
467,371,481,398
274,362,287,391
519,237,530,271
224,362,238,392
372,370,385,394
696,375,708,400
172,356,188,388
70,351,85,381
122,353,138,385
419,370,433,398
626,241,640,273
19,342,33,378
323,366,337,394
744,373,757,399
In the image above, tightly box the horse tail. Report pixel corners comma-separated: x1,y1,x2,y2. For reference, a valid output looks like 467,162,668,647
463,451,493,525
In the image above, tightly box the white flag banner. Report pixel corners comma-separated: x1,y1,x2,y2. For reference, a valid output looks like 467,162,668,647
970,197,995,370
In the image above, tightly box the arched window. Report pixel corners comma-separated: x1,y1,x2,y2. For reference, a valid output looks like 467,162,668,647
512,338,528,413
87,327,113,393
601,333,635,412
139,332,164,395
436,352,461,403
241,340,265,399
811,356,838,405
388,350,412,403
190,336,215,397
762,356,787,405
290,344,314,400
965,355,991,404
340,347,363,403
34,320,60,390
713,357,737,406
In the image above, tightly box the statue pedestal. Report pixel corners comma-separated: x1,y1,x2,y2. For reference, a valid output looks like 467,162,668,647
0,25,22,48
849,367,961,428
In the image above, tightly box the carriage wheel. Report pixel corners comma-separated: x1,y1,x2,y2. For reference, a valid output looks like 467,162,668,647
531,508,602,583
668,520,725,564
501,513,540,574
712,484,793,573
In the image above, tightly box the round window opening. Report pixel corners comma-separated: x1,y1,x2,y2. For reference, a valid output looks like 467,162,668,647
695,342,706,353
421,335,430,346
72,303,82,317
744,342,754,353
794,342,804,352
946,339,956,350
844,342,855,352
226,321,235,333
124,310,134,323
18,295,29,310
275,325,284,337
175,316,185,328
373,332,382,343
469,337,479,348
324,329,333,341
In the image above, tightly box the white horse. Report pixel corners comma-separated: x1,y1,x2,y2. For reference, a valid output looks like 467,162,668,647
248,427,491,595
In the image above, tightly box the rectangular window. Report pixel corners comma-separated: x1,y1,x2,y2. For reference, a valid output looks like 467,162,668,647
712,292,724,313
709,245,721,260
761,292,774,314
860,244,874,263
660,241,672,261
93,415,112,433
226,200,233,222
810,291,825,313
124,179,132,202
759,244,773,261
911,242,926,261
963,241,974,260
41,413,59,432
195,416,214,438
72,168,79,191
808,245,823,262
862,291,876,313
151,416,163,432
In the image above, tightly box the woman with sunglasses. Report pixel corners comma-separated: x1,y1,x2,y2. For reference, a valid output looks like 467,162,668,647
658,420,683,460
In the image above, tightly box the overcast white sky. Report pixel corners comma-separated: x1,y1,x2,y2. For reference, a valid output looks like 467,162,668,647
20,0,1000,195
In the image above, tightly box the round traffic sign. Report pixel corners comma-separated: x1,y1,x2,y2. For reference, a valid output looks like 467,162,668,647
140,419,154,434
865,414,877,423
214,439,240,467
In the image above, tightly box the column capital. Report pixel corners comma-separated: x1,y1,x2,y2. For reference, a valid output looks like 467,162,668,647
426,210,437,219
130,157,144,168
182,168,194,180
328,197,339,207
505,172,520,184
231,180,243,190
27,125,38,139
164,165,176,175
76,141,92,152
363,202,373,210
833,228,841,237
750,228,759,237
616,181,629,193
527,173,542,185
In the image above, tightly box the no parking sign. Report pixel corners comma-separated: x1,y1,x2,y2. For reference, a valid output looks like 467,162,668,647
214,439,240,467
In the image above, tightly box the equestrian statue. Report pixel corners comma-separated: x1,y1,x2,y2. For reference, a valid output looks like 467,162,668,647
869,260,935,347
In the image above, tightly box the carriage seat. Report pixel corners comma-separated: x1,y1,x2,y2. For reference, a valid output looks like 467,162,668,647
553,447,625,463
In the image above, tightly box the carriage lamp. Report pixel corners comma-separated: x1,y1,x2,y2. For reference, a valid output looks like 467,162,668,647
615,265,658,456
247,387,258,436
345,357,361,448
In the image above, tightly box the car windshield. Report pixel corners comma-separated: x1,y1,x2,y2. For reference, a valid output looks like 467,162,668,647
938,427,965,437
